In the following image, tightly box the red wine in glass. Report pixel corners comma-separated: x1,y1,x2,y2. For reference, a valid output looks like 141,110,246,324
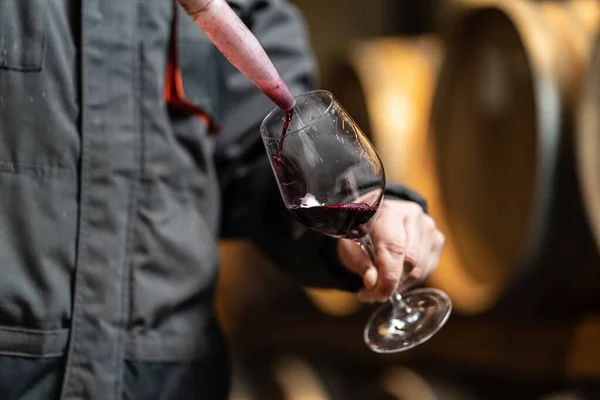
289,203,377,239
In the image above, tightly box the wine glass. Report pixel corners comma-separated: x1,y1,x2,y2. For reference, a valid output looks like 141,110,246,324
260,90,452,353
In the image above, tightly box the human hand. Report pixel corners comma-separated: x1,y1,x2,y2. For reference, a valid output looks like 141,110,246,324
337,199,445,303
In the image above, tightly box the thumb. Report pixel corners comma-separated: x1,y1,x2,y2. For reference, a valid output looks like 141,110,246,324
337,239,377,290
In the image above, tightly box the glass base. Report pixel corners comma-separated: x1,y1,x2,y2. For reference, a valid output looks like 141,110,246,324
364,288,452,353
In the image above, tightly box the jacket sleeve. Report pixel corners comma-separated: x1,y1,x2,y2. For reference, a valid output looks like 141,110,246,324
215,0,427,292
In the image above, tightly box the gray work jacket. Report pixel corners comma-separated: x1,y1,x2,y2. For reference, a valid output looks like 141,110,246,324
0,0,426,399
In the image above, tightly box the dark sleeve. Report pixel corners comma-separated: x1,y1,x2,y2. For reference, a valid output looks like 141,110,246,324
215,0,427,292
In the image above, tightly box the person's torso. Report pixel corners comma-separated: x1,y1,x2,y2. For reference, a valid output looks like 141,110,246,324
0,1,233,398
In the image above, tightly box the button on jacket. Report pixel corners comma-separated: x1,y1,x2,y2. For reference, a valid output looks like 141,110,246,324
0,0,427,399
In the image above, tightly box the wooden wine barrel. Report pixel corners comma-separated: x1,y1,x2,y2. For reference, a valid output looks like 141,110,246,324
337,36,443,182
428,0,600,314
299,36,445,319
577,29,600,260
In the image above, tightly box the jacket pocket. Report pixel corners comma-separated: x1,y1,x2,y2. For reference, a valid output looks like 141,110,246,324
0,0,46,72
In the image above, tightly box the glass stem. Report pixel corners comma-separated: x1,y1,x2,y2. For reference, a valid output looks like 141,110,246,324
358,234,413,317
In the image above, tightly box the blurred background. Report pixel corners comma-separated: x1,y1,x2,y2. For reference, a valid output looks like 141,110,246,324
216,0,600,398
